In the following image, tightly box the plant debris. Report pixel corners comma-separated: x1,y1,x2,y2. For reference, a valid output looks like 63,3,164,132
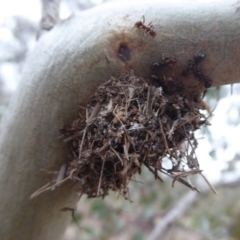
31,71,214,200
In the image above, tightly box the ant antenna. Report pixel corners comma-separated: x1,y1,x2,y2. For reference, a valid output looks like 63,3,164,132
61,207,82,230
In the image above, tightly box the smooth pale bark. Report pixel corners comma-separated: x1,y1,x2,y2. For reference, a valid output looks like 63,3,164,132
0,0,239,239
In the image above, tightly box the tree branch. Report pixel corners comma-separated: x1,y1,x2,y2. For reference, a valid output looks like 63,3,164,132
37,0,61,38
0,0,239,239
147,178,240,240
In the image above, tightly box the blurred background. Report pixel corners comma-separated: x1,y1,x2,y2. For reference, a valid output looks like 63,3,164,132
1,1,240,239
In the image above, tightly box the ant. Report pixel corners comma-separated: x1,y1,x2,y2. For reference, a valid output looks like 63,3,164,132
182,53,205,76
193,52,205,65
163,77,177,94
149,75,185,94
193,70,212,88
181,52,212,88
150,62,163,71
150,75,164,86
150,57,177,71
134,15,157,38
164,77,185,94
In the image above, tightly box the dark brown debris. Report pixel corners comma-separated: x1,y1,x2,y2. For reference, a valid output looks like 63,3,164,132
32,70,212,200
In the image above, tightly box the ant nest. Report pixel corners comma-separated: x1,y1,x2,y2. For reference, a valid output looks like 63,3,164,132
32,71,214,200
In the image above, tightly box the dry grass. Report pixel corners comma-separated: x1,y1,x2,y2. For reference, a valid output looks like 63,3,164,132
32,70,213,200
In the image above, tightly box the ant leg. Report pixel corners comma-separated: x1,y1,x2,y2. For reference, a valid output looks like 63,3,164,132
202,90,207,98
148,21,153,27
142,15,145,24
197,81,202,88
149,24,155,31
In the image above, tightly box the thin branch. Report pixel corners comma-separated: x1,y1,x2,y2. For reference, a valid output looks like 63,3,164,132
147,177,240,240
37,0,61,39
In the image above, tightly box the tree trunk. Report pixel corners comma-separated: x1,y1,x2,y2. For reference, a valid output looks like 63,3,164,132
0,0,239,239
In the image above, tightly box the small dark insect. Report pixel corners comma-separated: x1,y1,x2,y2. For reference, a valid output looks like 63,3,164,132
150,75,185,95
163,77,176,94
134,15,157,38
181,52,212,88
181,53,205,76
193,70,212,88
150,62,164,71
181,60,194,76
201,75,212,88
174,80,185,92
193,69,203,80
193,53,205,65
150,75,164,86
150,57,176,71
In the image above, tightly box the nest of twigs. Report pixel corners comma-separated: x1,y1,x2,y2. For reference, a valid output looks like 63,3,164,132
32,70,215,200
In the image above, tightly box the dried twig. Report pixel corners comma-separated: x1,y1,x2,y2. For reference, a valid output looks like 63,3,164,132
33,70,211,200
97,157,105,196
172,169,203,188
37,0,60,39
199,172,218,194
147,178,240,240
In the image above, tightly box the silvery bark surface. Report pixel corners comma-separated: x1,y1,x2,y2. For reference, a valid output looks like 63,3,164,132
0,0,239,239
